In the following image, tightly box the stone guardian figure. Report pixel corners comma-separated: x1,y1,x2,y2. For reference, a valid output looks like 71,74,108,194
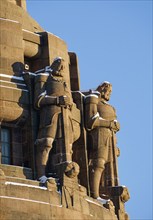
84,81,120,204
34,57,75,183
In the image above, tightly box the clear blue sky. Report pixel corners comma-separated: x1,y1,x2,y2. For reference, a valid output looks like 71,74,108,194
26,1,152,219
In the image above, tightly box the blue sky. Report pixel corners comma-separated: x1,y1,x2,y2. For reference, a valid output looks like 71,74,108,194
26,1,152,219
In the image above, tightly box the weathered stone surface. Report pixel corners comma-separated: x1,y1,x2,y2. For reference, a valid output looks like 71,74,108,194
0,196,118,220
69,52,81,91
0,164,32,179
7,0,27,11
0,1,129,219
0,171,118,220
0,19,24,75
0,0,43,32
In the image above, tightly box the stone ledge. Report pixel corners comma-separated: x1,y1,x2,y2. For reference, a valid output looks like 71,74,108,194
0,164,32,179
0,195,118,220
0,181,60,205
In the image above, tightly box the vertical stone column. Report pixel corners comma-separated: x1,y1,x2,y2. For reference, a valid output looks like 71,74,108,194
45,32,71,87
0,18,24,76
0,18,25,122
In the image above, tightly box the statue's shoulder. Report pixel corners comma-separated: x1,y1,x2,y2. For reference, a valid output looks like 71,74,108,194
84,90,100,104
35,72,49,83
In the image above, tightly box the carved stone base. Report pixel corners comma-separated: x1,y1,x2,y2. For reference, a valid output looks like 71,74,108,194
100,186,130,220
0,167,118,220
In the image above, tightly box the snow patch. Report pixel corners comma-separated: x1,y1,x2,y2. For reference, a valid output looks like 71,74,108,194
22,29,41,37
85,198,102,207
0,85,28,92
5,181,47,190
85,94,99,99
0,73,24,81
0,18,19,23
0,79,26,87
0,196,62,207
92,112,100,120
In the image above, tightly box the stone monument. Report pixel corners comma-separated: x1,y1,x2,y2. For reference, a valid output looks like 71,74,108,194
0,1,130,219
33,57,80,183
84,82,130,219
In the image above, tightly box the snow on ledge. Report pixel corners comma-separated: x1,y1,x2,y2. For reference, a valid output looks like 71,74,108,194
0,73,24,81
0,196,62,207
0,85,28,92
85,198,102,207
5,181,47,190
0,18,19,23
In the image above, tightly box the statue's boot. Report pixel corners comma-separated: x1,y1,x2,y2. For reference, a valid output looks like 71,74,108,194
36,144,53,182
90,167,110,204
91,167,103,199
36,138,54,183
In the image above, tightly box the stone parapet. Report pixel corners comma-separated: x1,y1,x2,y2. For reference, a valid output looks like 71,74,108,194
0,164,32,179
0,196,118,220
0,166,118,220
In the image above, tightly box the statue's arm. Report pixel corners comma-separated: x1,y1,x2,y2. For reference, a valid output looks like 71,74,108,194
92,114,112,128
34,74,57,109
36,92,73,109
85,94,120,131
93,116,120,131
37,92,58,108
34,75,73,109
84,94,102,130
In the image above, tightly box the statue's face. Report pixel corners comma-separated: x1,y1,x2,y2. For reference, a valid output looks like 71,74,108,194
102,86,112,101
56,60,65,76
52,59,65,77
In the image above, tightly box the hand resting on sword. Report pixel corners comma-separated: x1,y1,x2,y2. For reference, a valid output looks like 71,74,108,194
57,95,73,108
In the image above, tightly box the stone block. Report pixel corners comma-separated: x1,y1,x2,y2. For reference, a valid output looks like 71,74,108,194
45,32,70,86
23,29,41,45
80,196,90,215
85,197,118,220
0,101,23,121
0,164,32,179
0,18,24,75
0,30,23,49
69,52,80,91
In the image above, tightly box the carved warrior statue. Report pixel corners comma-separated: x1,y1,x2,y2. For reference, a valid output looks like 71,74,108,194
34,57,80,183
85,81,120,204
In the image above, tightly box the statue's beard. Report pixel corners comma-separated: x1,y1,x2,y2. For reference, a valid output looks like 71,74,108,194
104,95,110,101
51,69,63,77
55,70,63,76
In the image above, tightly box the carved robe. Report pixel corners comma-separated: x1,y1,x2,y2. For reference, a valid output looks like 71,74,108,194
34,73,74,145
85,93,117,164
